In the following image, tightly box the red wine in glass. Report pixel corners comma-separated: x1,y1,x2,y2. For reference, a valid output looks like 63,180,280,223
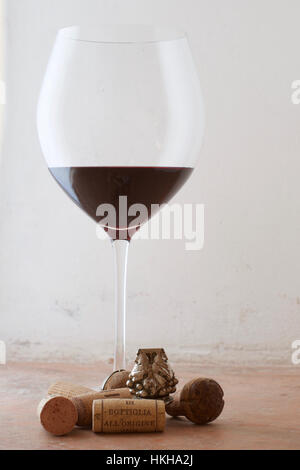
49,166,193,240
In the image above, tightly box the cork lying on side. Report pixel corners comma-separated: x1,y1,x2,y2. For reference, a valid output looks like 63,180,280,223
38,396,78,436
92,399,165,433
72,388,133,427
48,381,94,398
166,377,225,424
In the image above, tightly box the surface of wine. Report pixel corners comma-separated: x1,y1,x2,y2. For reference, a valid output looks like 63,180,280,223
49,166,193,240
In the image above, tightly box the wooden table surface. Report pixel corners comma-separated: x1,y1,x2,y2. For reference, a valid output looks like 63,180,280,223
0,362,299,450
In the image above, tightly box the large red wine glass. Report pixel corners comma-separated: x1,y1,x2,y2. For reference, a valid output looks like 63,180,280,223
37,26,204,370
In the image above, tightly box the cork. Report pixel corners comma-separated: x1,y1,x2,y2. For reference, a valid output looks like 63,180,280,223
38,396,78,436
102,370,130,390
72,388,133,427
92,399,165,433
48,381,94,398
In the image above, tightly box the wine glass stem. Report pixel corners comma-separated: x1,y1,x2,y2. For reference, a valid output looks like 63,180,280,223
112,239,129,371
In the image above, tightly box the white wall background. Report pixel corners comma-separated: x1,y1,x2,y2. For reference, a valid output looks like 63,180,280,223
0,0,4,142
1,0,300,365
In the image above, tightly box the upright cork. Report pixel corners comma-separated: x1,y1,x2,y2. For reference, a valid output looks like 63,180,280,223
38,396,78,436
92,399,165,433
48,381,94,399
72,388,133,427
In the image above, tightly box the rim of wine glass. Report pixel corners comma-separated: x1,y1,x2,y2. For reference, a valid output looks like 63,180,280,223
58,25,187,45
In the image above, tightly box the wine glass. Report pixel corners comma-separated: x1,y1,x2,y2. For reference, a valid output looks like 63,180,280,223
37,25,204,371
